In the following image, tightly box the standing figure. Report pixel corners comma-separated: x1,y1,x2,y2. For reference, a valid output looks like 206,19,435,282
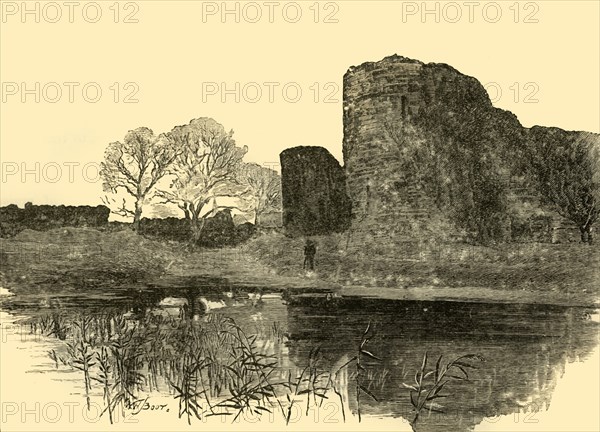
303,239,317,270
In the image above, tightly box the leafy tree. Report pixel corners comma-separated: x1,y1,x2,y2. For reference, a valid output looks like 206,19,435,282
239,163,281,226
100,127,179,231
527,127,600,243
156,118,247,240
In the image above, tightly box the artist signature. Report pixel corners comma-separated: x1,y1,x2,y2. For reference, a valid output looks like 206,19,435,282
126,397,170,415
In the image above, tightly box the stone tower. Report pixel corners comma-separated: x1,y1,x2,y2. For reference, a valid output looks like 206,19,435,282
343,55,427,229
280,146,351,237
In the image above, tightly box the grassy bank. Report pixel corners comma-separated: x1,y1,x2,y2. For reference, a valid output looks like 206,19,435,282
0,227,332,296
1,227,598,306
0,228,175,293
243,231,600,302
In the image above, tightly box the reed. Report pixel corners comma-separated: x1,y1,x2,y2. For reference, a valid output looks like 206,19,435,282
402,352,484,427
322,361,348,422
353,322,380,421
39,312,69,340
170,353,209,424
210,317,282,421
280,346,332,424
270,321,288,344
26,309,385,425
94,346,115,424
109,317,145,413
322,322,381,422
66,339,95,410
73,316,95,346
48,349,59,369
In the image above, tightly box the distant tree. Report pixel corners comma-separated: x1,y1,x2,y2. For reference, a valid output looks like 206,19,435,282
100,127,179,231
156,118,247,240
239,163,281,226
528,128,600,243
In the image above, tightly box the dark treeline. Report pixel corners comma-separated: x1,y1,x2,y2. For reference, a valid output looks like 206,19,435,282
0,203,257,247
0,203,110,237
138,210,256,247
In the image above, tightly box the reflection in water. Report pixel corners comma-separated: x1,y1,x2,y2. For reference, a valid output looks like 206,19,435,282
2,286,598,431
285,298,598,431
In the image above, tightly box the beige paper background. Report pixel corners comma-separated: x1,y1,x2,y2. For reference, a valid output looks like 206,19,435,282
1,0,599,431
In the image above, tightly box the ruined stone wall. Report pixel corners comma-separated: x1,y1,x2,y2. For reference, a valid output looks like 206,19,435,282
280,146,351,237
342,55,600,249
342,55,532,248
278,55,594,248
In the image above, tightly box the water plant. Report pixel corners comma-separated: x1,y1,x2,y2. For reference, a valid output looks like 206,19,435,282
170,354,210,424
47,349,59,369
35,312,69,340
270,321,288,344
280,346,331,424
402,352,484,427
210,317,282,421
66,339,95,410
94,346,115,424
25,310,383,425
353,322,381,421
110,316,145,413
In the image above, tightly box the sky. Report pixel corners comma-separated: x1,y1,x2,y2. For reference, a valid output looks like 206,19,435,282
1,0,599,211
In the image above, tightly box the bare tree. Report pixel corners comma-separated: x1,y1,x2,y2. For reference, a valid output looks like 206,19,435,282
239,163,281,225
100,127,179,230
156,118,247,240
